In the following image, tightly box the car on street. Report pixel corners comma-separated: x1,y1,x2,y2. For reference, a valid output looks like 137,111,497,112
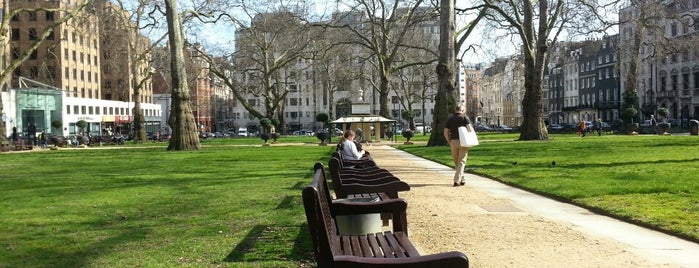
475,124,493,132
494,125,513,132
547,124,564,132
237,128,249,137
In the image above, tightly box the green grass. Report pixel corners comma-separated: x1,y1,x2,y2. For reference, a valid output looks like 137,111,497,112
398,134,699,241
0,144,331,267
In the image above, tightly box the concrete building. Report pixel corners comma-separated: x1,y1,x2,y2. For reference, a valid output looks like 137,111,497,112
3,0,160,139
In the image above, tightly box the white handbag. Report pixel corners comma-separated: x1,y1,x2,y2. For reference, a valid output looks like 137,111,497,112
458,125,479,147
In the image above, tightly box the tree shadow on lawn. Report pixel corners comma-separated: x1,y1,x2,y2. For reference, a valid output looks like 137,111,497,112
223,224,314,264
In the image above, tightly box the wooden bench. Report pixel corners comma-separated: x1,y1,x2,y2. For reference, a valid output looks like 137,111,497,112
303,162,470,267
332,151,377,168
328,157,410,199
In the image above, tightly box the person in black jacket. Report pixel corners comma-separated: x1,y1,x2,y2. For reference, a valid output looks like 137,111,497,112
444,104,473,187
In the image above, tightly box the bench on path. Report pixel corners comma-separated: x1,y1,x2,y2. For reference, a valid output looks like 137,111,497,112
303,162,470,267
328,157,410,199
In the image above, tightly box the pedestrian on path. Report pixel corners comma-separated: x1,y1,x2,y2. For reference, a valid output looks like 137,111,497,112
444,104,472,187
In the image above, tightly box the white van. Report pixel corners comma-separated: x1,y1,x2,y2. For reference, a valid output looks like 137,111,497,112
237,128,248,137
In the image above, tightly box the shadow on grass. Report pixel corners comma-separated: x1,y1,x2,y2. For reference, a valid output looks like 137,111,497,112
223,224,314,264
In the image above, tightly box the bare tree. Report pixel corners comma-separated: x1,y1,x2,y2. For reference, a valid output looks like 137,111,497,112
431,0,457,145
479,0,611,140
330,0,438,121
164,0,201,150
201,3,315,134
428,1,486,146
1,1,91,147
94,0,168,143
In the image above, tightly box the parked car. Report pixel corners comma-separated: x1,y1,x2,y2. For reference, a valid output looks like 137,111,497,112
475,124,493,132
237,128,248,137
333,128,344,136
547,124,564,132
495,125,513,132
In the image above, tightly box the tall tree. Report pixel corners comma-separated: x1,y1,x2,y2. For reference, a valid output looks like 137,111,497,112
428,2,485,146
204,3,315,135
94,0,167,143
431,0,457,146
164,0,200,150
0,1,90,147
330,0,436,120
480,0,609,140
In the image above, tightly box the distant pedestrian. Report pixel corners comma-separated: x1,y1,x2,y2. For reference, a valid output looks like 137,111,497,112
577,119,587,137
28,123,37,145
444,104,473,187
39,131,47,149
650,115,658,134
596,118,603,136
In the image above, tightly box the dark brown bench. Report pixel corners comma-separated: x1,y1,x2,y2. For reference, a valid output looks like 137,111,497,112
303,162,470,267
328,157,410,199
332,151,377,168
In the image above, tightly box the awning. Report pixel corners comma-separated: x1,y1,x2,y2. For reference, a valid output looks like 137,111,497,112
330,115,395,124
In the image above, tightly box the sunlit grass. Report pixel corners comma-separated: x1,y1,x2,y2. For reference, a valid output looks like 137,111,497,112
399,134,699,241
0,145,331,267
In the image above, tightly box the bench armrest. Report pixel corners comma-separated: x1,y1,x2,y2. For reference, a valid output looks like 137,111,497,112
342,159,377,167
340,176,401,185
331,197,407,215
338,181,410,198
333,251,469,268
339,170,395,178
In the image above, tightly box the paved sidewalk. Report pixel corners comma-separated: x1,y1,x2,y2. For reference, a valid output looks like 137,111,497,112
366,145,699,268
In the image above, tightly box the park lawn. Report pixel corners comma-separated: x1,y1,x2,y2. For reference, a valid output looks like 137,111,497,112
398,134,699,242
0,145,331,267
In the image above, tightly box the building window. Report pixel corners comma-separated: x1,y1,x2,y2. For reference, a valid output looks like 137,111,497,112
29,28,38,40
64,67,69,78
29,67,39,78
28,11,37,21
30,50,38,60
46,11,55,21
11,47,20,60
73,106,79,114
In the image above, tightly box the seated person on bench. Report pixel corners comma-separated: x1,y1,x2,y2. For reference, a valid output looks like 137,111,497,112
339,129,366,160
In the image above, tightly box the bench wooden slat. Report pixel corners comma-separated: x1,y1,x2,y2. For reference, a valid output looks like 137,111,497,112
394,232,420,257
358,235,373,257
349,235,362,256
366,233,383,257
375,232,395,258
340,235,352,255
384,231,411,258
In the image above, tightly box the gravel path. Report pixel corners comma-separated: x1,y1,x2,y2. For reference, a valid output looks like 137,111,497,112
366,145,679,268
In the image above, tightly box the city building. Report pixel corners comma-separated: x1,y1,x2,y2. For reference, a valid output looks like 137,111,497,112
3,0,161,139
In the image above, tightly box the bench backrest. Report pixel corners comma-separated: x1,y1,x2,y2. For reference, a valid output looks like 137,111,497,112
326,157,347,198
303,162,341,267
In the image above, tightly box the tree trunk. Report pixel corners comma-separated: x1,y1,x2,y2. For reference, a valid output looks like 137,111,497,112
165,0,200,151
517,0,549,141
428,0,456,147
